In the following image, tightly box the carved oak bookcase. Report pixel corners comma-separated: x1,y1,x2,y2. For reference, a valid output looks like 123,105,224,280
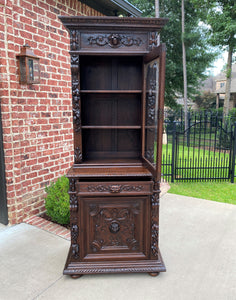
59,16,168,278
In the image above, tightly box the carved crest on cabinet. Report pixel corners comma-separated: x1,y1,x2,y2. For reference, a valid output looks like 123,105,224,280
89,205,140,252
88,34,143,48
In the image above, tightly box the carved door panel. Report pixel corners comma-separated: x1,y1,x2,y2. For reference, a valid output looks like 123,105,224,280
142,44,166,181
80,196,150,261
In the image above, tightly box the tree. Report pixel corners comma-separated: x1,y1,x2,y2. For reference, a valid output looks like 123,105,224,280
192,0,236,116
194,91,216,109
129,0,217,108
181,0,188,130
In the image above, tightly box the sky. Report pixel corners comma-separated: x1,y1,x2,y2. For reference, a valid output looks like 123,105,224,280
210,51,228,76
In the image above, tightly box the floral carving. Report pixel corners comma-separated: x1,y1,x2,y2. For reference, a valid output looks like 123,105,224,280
70,30,79,51
69,178,76,192
88,34,142,48
89,206,140,252
151,180,160,258
74,147,82,164
87,184,143,193
71,224,79,258
70,194,78,212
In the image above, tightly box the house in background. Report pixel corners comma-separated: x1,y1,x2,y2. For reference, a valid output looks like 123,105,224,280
214,63,236,109
0,0,141,225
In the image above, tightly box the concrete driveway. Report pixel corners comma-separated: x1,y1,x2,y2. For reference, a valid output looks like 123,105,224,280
0,193,236,300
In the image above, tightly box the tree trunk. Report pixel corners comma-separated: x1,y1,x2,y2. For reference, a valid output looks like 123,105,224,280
155,0,160,45
223,47,233,117
182,0,188,131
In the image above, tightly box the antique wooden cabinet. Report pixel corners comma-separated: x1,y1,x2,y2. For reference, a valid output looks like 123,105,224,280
59,16,168,278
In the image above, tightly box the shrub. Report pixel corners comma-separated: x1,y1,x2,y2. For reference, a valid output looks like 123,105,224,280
45,175,70,225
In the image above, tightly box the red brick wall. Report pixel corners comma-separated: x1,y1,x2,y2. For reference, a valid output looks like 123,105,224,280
0,0,103,224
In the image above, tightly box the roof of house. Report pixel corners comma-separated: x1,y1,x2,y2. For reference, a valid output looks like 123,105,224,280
80,0,142,17
215,63,236,94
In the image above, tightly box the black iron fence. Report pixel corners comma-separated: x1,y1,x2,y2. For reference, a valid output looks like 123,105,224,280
162,110,236,183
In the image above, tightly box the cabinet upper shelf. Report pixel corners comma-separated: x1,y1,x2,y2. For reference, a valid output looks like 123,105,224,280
80,90,142,94
81,126,142,129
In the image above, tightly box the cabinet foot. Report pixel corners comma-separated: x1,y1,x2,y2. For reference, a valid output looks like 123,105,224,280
148,272,160,277
71,274,83,279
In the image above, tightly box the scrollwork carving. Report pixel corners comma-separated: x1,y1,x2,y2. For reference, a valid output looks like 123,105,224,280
89,205,140,252
88,34,142,48
87,184,143,193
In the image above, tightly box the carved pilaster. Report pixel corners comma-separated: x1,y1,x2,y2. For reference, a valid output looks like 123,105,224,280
69,178,79,259
151,180,160,258
71,54,82,163
70,30,80,51
149,32,158,49
74,147,82,164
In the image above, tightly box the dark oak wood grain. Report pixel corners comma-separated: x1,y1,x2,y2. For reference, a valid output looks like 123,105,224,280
60,16,167,278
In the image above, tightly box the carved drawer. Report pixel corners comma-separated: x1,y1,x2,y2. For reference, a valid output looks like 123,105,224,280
77,181,153,196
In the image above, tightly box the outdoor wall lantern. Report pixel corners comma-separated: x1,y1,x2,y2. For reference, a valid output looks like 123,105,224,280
17,44,40,84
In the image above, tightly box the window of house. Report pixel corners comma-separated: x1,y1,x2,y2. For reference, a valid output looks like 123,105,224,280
220,82,225,88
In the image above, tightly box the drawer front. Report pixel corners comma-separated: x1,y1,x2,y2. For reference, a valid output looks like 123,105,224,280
77,181,153,196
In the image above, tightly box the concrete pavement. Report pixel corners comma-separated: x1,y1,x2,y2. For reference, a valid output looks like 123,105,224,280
0,193,236,300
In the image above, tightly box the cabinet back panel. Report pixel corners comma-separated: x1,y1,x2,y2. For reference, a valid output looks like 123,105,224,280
80,56,142,90
81,94,141,126
83,129,141,160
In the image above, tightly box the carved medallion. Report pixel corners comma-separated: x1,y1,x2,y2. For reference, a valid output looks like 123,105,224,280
109,221,120,234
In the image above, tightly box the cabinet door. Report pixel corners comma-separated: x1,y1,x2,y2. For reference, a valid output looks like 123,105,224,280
142,44,166,181
80,196,150,261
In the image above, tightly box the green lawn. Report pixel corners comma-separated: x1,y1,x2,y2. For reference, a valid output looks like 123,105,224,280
168,182,236,205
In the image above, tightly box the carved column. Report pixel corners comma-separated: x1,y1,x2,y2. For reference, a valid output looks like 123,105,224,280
69,178,79,259
151,179,160,259
71,54,82,163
